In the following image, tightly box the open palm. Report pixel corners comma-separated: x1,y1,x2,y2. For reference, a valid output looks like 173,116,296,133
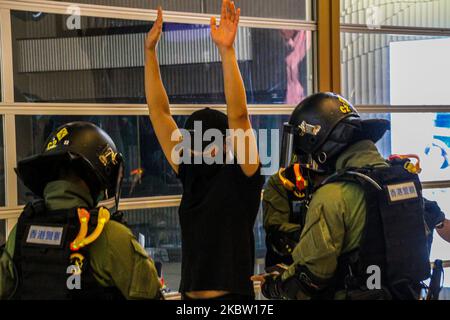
145,6,163,51
210,0,240,51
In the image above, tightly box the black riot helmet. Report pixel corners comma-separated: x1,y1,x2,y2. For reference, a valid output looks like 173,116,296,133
280,92,390,172
15,122,124,207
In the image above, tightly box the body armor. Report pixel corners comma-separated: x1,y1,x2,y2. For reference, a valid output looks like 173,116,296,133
11,200,125,300
321,163,430,299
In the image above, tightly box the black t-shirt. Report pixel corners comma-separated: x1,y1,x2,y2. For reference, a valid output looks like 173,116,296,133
177,162,264,297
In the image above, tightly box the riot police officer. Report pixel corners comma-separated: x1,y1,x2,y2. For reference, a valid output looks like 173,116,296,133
263,163,309,268
0,122,161,300
254,92,431,300
263,166,450,271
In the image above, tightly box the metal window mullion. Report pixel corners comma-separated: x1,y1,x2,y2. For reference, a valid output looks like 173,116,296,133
1,177,450,221
0,9,13,103
118,196,182,211
317,0,341,93
0,0,317,31
0,8,18,237
0,103,300,115
356,105,450,113
2,103,450,115
422,181,450,190
0,195,183,220
341,23,450,37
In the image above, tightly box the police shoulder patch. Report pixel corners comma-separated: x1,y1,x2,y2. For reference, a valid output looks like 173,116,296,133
387,181,418,202
25,225,65,247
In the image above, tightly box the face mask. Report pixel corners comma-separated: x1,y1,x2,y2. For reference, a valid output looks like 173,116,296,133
188,144,224,178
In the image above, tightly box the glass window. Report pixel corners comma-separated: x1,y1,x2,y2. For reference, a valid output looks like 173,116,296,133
58,0,313,20
251,114,290,177
341,0,450,28
16,115,186,204
124,206,181,291
341,33,450,105
423,189,450,287
16,114,288,203
124,204,266,293
0,220,5,246
360,113,450,182
12,11,313,105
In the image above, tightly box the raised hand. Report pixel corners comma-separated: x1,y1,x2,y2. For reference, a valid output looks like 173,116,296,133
210,0,240,53
145,6,163,51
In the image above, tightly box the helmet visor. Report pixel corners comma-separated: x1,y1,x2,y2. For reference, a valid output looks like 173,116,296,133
280,123,296,168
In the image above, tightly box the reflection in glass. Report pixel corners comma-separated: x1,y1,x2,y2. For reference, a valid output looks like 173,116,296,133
341,0,450,29
16,115,289,203
12,11,313,105
16,115,186,204
124,205,266,292
361,113,450,182
124,207,181,291
124,207,266,291
251,114,289,177
341,34,450,105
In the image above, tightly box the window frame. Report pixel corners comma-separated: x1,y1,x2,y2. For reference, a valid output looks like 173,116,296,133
0,0,319,237
338,0,450,188
1,0,448,235
0,0,448,291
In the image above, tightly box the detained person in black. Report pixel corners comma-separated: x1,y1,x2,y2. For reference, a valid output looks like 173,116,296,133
144,2,263,300
178,109,264,299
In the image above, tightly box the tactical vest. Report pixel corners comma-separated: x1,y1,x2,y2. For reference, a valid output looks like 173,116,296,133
11,200,125,300
321,163,431,299
265,184,309,268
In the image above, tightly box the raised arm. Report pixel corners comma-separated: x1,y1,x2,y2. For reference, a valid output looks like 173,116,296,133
210,0,260,177
145,7,181,174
